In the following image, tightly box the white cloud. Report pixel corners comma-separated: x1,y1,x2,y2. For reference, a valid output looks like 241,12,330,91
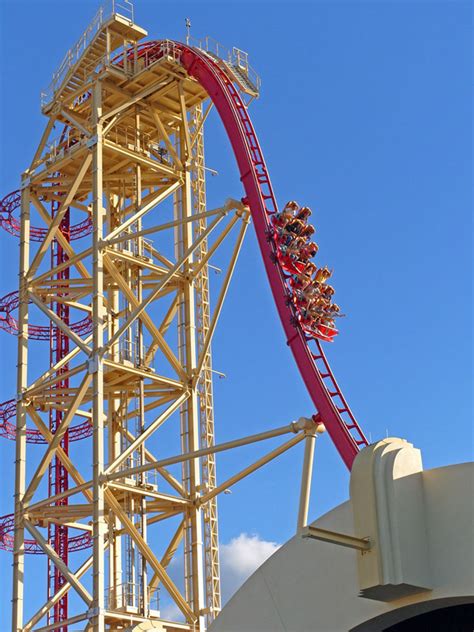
220,532,281,602
157,532,281,619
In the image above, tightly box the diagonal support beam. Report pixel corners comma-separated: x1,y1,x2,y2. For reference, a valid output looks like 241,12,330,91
178,82,192,160
104,489,196,622
199,432,305,505
101,77,176,122
190,100,214,150
103,254,186,379
102,210,228,356
28,292,91,354
194,215,249,382
23,373,92,504
117,424,186,497
104,392,189,475
190,213,240,279
31,246,92,286
150,108,183,170
105,206,227,248
60,108,91,138
103,139,180,177
31,193,91,280
28,116,57,172
26,406,93,505
148,518,185,597
23,550,99,631
144,293,180,365
27,154,92,278
103,180,182,243
106,418,312,483
24,519,92,606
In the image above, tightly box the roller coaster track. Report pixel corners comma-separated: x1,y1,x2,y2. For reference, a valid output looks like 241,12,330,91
0,513,91,554
177,41,369,468
0,39,368,555
0,189,92,242
0,290,92,341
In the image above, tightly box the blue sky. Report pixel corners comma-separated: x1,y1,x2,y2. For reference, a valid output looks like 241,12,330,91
0,0,472,624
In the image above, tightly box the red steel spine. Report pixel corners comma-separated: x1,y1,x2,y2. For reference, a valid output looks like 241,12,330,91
177,43,368,468
47,201,70,631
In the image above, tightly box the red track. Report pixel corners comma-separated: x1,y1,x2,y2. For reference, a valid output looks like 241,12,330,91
178,43,368,468
0,189,92,242
0,289,92,341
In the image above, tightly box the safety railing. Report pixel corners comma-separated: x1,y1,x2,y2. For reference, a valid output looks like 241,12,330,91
105,581,160,611
187,35,261,95
41,128,85,165
109,124,153,153
188,35,228,61
117,335,156,370
231,46,261,94
117,452,159,488
41,0,135,106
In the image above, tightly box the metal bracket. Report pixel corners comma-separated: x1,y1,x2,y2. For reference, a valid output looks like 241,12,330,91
20,177,31,190
88,356,102,374
87,135,98,149
301,525,371,552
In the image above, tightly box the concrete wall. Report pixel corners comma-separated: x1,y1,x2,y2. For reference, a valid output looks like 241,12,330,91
209,461,474,632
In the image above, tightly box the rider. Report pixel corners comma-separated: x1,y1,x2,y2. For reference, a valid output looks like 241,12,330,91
315,266,332,283
299,224,315,241
320,283,335,300
297,241,319,262
293,261,317,289
272,201,298,229
294,206,312,222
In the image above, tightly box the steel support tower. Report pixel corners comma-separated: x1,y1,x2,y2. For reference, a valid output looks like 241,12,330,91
4,3,367,631
10,5,261,631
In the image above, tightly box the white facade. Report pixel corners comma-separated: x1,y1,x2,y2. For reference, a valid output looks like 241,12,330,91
210,444,474,632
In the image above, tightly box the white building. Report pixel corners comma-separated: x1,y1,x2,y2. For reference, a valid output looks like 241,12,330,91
209,439,474,631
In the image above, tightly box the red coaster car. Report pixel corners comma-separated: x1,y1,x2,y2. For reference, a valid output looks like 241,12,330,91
315,323,338,342
297,313,338,343
276,251,306,275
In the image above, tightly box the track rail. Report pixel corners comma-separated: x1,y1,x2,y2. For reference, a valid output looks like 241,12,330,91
0,513,91,554
0,289,92,341
0,190,92,242
178,43,368,469
0,398,92,444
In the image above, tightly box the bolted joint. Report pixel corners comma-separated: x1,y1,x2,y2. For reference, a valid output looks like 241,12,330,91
87,607,106,618
311,413,326,435
290,417,314,433
15,390,29,404
86,135,98,149
20,177,31,190
88,355,102,374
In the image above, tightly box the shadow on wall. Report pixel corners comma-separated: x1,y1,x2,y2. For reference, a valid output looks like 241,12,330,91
351,598,474,632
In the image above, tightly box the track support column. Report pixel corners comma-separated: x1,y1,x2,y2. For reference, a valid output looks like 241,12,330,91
175,107,206,628
12,178,30,632
297,430,317,532
91,80,106,632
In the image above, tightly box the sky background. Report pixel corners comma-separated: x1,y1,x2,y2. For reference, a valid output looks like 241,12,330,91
0,0,472,626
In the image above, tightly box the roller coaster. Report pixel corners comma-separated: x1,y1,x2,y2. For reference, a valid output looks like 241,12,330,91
1,3,368,631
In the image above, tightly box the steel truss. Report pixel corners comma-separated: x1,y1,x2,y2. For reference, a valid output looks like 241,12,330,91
9,11,324,632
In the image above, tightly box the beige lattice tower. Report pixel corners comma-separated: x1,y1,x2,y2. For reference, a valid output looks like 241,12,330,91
10,6,252,631
9,5,328,632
